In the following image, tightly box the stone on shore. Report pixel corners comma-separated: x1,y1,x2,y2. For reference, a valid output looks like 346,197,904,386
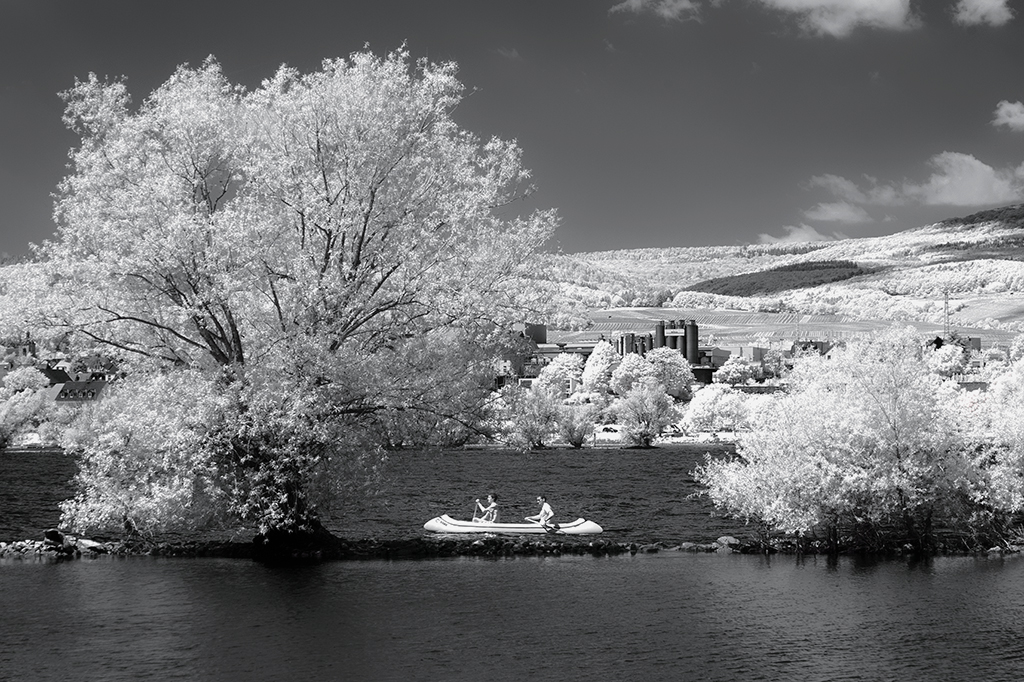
76,538,107,554
716,536,740,551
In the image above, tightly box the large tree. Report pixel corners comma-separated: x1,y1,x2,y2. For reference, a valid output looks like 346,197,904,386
644,346,695,399
695,327,986,551
43,50,554,369
30,50,558,540
580,339,618,394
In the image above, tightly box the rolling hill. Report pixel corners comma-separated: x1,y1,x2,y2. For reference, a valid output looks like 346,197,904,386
539,204,1024,347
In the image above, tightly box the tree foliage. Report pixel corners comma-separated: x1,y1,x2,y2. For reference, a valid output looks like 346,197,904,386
694,327,1010,551
2,367,48,395
682,384,751,434
58,371,230,536
33,49,557,537
41,50,555,369
581,339,618,394
556,402,599,449
495,383,560,450
927,343,967,377
615,379,676,448
713,356,758,385
533,352,584,395
0,367,56,448
609,353,654,396
644,346,694,399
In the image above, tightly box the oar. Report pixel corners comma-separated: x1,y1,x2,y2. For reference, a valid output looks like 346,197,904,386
526,517,561,533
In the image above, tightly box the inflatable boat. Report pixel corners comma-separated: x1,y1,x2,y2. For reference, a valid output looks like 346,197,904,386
423,514,603,535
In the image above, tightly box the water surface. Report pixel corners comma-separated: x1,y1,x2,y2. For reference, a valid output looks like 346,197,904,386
2,552,1022,681
4,446,1024,680
1,444,741,544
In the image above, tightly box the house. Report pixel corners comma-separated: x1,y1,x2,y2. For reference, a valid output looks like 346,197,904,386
54,380,106,403
39,366,74,386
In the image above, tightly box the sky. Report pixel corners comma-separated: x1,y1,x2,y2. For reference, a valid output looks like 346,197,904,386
1,0,1023,258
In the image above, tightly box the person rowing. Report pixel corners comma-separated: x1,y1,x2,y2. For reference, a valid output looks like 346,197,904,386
525,495,554,526
472,493,499,523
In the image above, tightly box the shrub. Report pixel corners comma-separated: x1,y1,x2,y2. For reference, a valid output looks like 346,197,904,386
615,379,677,448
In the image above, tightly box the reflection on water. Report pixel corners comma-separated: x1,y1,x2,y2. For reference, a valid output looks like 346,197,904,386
3,553,1023,682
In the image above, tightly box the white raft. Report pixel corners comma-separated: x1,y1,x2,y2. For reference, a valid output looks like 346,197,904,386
423,514,603,535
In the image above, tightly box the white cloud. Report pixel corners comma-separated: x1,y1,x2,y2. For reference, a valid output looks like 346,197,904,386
611,0,1013,34
993,100,1024,131
754,0,919,37
902,152,1023,206
808,174,868,203
609,0,701,21
758,224,836,243
811,153,1024,210
803,201,872,223
495,47,523,61
952,0,1014,26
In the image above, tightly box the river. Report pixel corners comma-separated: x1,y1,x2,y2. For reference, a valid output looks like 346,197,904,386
3,447,1024,681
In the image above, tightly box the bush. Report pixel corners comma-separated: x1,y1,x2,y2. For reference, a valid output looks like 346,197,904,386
495,384,560,450
682,384,750,433
615,379,677,448
694,327,1007,552
713,356,758,385
557,402,599,448
59,371,230,537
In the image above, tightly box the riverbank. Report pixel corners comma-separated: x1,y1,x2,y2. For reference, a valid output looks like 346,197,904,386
0,529,736,561
4,528,1022,562
6,446,1023,562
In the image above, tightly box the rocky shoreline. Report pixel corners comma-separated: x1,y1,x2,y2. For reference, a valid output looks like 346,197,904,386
0,529,739,561
3,528,1022,562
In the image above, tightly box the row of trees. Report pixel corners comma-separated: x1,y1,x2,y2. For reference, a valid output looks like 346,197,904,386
695,327,1024,552
491,341,693,449
0,50,560,541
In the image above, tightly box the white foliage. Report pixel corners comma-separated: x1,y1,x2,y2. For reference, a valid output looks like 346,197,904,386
609,353,655,395
694,327,1004,541
580,340,619,394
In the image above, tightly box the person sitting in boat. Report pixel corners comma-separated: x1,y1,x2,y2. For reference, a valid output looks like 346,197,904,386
472,493,499,523
525,495,553,525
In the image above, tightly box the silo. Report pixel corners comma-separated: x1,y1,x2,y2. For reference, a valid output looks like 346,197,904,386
685,319,699,363
655,321,666,349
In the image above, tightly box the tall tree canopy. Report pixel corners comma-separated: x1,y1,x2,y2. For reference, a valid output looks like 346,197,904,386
39,49,555,370
23,50,558,539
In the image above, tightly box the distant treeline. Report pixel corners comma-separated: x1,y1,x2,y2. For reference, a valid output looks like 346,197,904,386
926,235,1024,262
939,204,1024,229
685,260,870,297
